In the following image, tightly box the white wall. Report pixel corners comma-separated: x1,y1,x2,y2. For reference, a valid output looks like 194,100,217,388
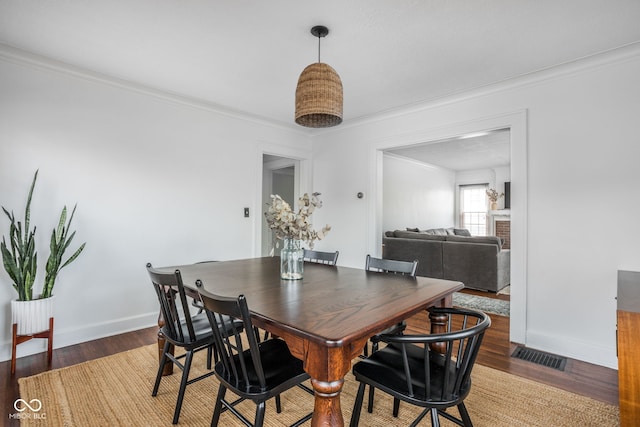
383,154,455,231
312,45,640,368
3,44,639,369
0,55,311,361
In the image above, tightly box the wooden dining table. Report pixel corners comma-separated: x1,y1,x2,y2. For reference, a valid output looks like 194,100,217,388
156,256,463,427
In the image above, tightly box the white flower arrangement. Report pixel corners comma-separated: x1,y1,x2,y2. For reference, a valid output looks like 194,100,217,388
264,192,331,249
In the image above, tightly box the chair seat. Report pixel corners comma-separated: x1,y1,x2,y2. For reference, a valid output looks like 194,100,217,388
353,342,470,407
215,338,309,398
161,312,241,348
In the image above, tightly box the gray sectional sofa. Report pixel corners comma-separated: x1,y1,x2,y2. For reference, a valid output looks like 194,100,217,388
382,228,510,292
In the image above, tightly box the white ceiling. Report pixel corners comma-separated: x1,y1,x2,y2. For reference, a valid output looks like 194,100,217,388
2,1,640,130
387,128,511,171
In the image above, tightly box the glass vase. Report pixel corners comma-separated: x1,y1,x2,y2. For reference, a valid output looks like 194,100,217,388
280,238,304,280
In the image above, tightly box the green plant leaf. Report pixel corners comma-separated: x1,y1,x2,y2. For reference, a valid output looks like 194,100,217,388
55,206,67,245
59,242,86,271
1,171,38,301
43,203,85,298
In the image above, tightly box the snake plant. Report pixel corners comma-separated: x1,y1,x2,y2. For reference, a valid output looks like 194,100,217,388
2,170,86,301
1,171,38,301
42,204,86,299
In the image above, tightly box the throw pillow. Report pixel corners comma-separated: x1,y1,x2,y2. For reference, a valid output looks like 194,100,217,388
453,228,472,236
425,228,448,236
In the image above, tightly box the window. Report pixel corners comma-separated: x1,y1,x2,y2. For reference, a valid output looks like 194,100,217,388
459,184,488,236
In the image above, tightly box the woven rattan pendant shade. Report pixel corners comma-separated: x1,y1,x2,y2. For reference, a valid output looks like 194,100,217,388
294,25,343,128
295,62,343,127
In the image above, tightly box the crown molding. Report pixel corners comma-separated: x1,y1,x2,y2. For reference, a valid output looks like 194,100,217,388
3,40,639,137
0,43,308,136
325,41,640,133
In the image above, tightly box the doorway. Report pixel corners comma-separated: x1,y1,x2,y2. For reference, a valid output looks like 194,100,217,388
370,110,528,345
261,155,299,256
382,129,512,347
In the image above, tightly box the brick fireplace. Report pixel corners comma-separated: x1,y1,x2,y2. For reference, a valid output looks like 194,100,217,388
495,220,511,249
490,210,511,250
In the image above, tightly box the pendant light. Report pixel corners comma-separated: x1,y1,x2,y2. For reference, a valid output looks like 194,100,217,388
295,25,343,128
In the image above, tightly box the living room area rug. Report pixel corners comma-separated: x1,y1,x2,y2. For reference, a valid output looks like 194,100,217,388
17,344,618,426
453,292,510,317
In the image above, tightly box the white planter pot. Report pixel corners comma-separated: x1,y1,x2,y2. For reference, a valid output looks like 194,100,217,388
11,296,55,335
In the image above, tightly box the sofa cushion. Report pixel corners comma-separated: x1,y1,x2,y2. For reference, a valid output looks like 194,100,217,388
383,236,444,279
393,230,447,241
446,235,502,250
391,230,414,238
410,233,447,241
406,227,420,232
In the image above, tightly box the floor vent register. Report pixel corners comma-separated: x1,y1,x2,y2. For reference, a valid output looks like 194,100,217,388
511,346,567,371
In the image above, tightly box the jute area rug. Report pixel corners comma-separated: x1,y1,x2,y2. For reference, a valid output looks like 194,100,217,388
19,344,618,426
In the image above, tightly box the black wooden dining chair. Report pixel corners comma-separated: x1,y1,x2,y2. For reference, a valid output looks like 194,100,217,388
365,254,418,276
146,263,241,424
363,255,418,355
363,255,419,412
350,307,491,427
303,248,339,265
196,281,314,427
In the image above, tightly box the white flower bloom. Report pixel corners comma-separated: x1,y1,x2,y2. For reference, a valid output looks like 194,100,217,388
264,193,330,249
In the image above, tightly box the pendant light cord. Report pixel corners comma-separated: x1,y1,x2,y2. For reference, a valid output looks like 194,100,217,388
317,35,321,63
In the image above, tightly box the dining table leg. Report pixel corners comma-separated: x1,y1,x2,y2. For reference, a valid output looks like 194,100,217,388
301,339,367,427
429,294,453,353
310,378,345,427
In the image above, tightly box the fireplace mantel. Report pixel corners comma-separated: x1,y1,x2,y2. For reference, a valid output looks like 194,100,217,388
489,209,511,218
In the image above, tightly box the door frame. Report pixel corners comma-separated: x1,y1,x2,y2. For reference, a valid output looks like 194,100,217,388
255,145,312,258
368,110,528,344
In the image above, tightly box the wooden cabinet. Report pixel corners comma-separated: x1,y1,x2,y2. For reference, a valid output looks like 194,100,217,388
618,270,640,426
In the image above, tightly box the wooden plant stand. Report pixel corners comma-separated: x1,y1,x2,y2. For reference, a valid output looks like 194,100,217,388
11,317,54,375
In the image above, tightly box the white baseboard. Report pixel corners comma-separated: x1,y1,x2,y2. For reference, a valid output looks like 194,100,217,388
0,312,158,363
525,330,618,370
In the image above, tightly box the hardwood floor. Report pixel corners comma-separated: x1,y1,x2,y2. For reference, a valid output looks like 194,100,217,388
1,328,158,427
407,309,619,406
408,288,618,406
2,292,618,426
